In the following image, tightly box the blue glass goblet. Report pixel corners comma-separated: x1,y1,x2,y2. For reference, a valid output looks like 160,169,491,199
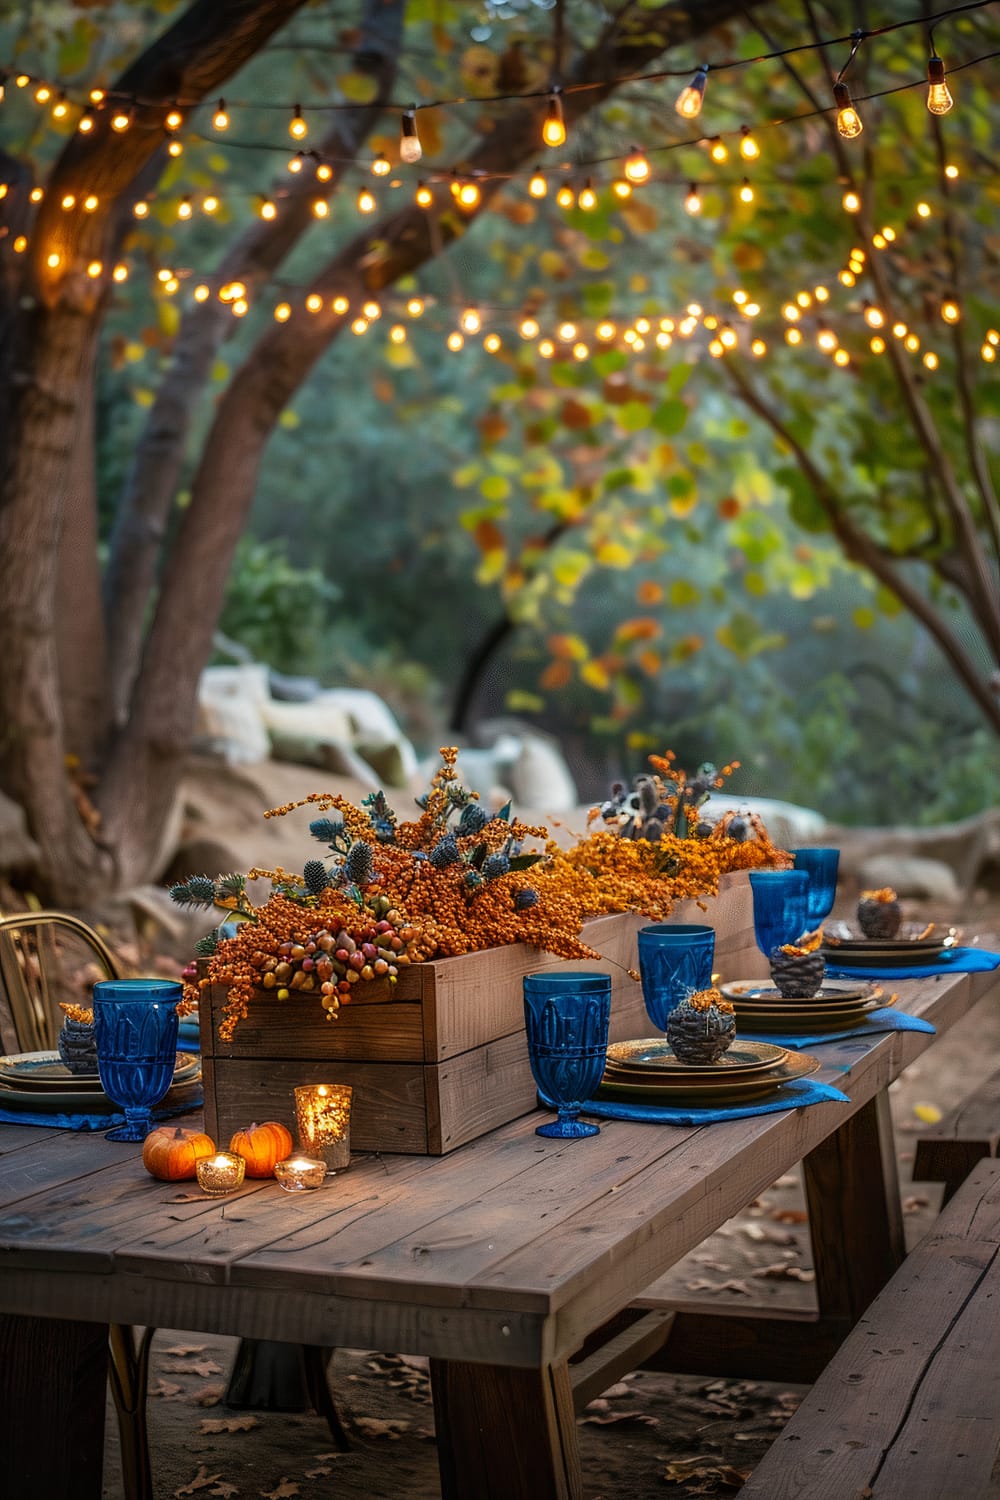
749,870,810,958
93,979,182,1142
636,924,716,1033
523,972,611,1139
791,847,841,927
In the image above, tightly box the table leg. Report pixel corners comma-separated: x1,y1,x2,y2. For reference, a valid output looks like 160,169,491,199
803,1088,906,1323
430,1357,582,1500
0,1313,107,1499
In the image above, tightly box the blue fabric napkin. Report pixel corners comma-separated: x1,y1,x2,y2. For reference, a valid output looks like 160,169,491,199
0,1088,203,1132
177,1018,202,1053
825,947,1000,981
739,1006,935,1049
541,1077,849,1127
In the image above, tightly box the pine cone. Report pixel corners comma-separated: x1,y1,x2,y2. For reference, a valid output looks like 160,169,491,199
770,944,826,998
666,988,736,1065
857,888,901,939
57,1016,99,1076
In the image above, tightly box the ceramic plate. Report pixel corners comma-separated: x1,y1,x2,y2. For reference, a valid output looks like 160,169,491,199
0,1073,202,1114
605,1039,785,1077
821,945,955,968
598,1050,820,1106
732,999,881,1031
0,1051,198,1090
721,980,871,1004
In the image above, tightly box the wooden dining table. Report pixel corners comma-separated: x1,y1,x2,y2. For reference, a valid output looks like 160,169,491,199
1,962,997,1500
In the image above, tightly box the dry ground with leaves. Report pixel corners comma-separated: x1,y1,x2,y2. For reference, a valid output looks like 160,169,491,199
99,899,1000,1500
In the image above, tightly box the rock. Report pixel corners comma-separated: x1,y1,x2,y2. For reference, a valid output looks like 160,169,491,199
856,855,961,903
0,788,40,873
696,795,828,849
829,808,1000,895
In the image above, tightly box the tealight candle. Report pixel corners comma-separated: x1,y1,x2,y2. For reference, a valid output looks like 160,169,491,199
195,1150,246,1197
274,1154,327,1193
294,1083,353,1173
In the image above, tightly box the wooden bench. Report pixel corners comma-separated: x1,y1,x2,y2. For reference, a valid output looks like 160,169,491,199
737,1157,1000,1498
913,1066,1000,1203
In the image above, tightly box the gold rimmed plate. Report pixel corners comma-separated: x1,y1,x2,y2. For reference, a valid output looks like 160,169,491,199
0,1051,198,1091
733,998,881,1031
605,1038,785,1077
721,979,872,1004
598,1050,820,1106
0,1072,202,1114
728,993,877,1015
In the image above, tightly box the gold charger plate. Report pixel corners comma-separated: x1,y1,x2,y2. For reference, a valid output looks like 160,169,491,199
605,1039,784,1077
598,1050,820,1106
0,1072,202,1113
0,1051,198,1091
733,999,881,1031
721,980,872,1004
729,994,876,1016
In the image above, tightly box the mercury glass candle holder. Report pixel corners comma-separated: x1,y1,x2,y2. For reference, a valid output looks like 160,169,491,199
294,1083,353,1173
274,1154,327,1193
195,1150,246,1197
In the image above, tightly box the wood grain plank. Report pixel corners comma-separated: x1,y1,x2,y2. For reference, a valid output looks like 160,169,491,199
738,1160,1000,1500
0,1313,107,1499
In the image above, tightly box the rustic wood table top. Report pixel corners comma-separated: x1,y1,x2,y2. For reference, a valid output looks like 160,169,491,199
1,963,997,1500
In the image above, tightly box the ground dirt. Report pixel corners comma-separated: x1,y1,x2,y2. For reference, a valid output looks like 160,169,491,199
97,866,1000,1500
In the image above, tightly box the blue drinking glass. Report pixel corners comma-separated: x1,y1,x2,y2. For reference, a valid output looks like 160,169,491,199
749,870,810,958
93,979,182,1142
523,972,612,1139
791,847,841,927
636,924,715,1033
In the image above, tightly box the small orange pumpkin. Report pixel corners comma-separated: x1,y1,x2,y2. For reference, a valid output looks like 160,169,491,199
229,1120,294,1178
142,1126,216,1182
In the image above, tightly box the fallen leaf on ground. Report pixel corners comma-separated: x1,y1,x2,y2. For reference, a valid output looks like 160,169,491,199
199,1415,260,1433
770,1209,808,1224
903,1195,931,1213
175,1468,223,1496
752,1263,815,1282
580,1410,657,1427
151,1379,184,1400
693,1256,733,1272
162,1359,223,1378
600,1381,632,1399
304,1467,333,1480
164,1345,207,1357
193,1383,226,1407
743,1223,798,1246
209,1486,237,1499
661,1455,750,1491
352,1416,411,1439
914,1103,943,1123
260,1482,299,1499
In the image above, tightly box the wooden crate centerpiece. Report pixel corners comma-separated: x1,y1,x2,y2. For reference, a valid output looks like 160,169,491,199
200,871,764,1156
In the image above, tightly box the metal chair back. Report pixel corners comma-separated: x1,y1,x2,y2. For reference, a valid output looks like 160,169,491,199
0,911,121,1054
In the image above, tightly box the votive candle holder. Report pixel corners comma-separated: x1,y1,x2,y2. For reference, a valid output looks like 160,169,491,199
274,1154,327,1193
195,1150,246,1197
294,1083,353,1173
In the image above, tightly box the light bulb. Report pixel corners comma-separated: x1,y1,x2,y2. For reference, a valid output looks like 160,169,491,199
796,291,812,309
351,317,368,335
870,335,886,354
316,163,332,182
289,106,307,140
390,324,407,344
904,333,920,352
177,195,192,220
358,301,379,321
89,87,104,103
720,325,737,349
461,308,481,334
612,179,631,200
538,339,555,358
684,184,701,215
332,296,350,314
814,286,829,302
944,163,959,179
85,260,101,279
193,285,210,302
834,82,862,139
29,187,43,202
558,322,577,342
733,290,748,306
686,303,702,317
872,234,886,250
785,327,802,346
623,146,650,184
157,268,174,284
400,110,421,164
111,109,132,132
406,297,424,317
312,199,329,218
842,189,861,213
988,330,1000,346
371,153,391,177
708,339,724,358
12,236,27,252
656,331,672,349
415,182,433,207
288,153,304,173
447,331,464,351
739,126,760,160
882,226,896,242
980,344,996,364
864,304,885,328
703,314,718,330
260,199,276,219
484,333,501,353
213,100,229,131
926,54,953,114
456,181,480,209
112,263,128,282
892,322,908,338
202,195,219,214
52,94,68,120
739,179,754,204
916,201,932,218
596,321,616,341
577,179,597,210
572,342,589,361
302,294,320,313
61,193,76,210
528,169,547,198
274,302,291,321
923,351,939,369
45,252,61,269
35,85,51,104
133,201,149,218
941,297,960,323
542,91,566,148
167,141,183,157
357,188,376,213
82,194,98,212
77,110,94,133
751,338,766,357
708,137,728,163
675,66,708,120
165,107,183,131
839,270,856,287
556,184,574,207
519,317,540,339
782,303,800,322
833,348,850,366
635,317,651,334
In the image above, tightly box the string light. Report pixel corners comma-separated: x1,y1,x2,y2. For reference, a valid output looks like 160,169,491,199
923,350,939,369
557,321,577,341
60,193,75,209
351,317,368,335
556,184,574,208
288,153,304,173
202,194,219,214
988,330,1000,346
542,90,566,148
400,109,421,164
842,189,861,213
719,324,737,349
623,146,650,185
611,178,631,200
782,302,800,322
88,87,104,103
596,320,616,340
926,53,954,113
944,163,959,179
940,296,960,323
577,179,597,210
362,300,381,320
304,293,321,312
739,126,759,160
892,321,908,337
815,286,829,302
51,93,68,119
864,304,885,328
519,316,540,339
274,302,291,321
316,163,333,182
739,178,754,203
12,235,26,252
484,333,502,353
111,107,132,132
332,295,350,314
684,183,701,215
77,109,94,133
839,270,856,287
389,323,407,344
460,307,481,334
259,198,277,219
312,199,329,218
86,258,104,277
751,338,767,356
916,201,932,217
981,343,996,363
456,180,480,209
675,66,708,119
46,251,61,268
834,81,863,138
870,335,886,353
193,284,210,302
177,194,193,220
371,153,391,177
656,331,672,348
833,347,850,366
357,187,376,213
406,297,424,317
415,181,433,207
34,84,50,103
538,339,555,358
212,99,229,131
528,168,547,198
112,263,128,282
447,331,464,351
904,332,920,351
165,107,183,131
572,341,589,360
167,140,183,157
708,338,724,358
785,327,802,345
817,327,838,352
133,200,150,218
796,291,812,309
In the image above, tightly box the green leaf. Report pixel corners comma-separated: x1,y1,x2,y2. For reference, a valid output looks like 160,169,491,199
480,474,512,501
617,401,652,432
652,399,687,436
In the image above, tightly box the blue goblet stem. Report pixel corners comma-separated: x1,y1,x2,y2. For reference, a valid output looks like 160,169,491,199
636,924,715,1034
523,972,611,1139
791,847,841,927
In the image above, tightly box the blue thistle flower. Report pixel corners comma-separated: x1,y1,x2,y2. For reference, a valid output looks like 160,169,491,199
310,817,345,846
168,882,194,906
464,869,483,890
343,841,375,886
187,875,219,904
429,833,460,868
303,859,330,896
482,852,511,880
458,803,489,836
217,872,245,896
514,888,539,909
194,931,219,957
